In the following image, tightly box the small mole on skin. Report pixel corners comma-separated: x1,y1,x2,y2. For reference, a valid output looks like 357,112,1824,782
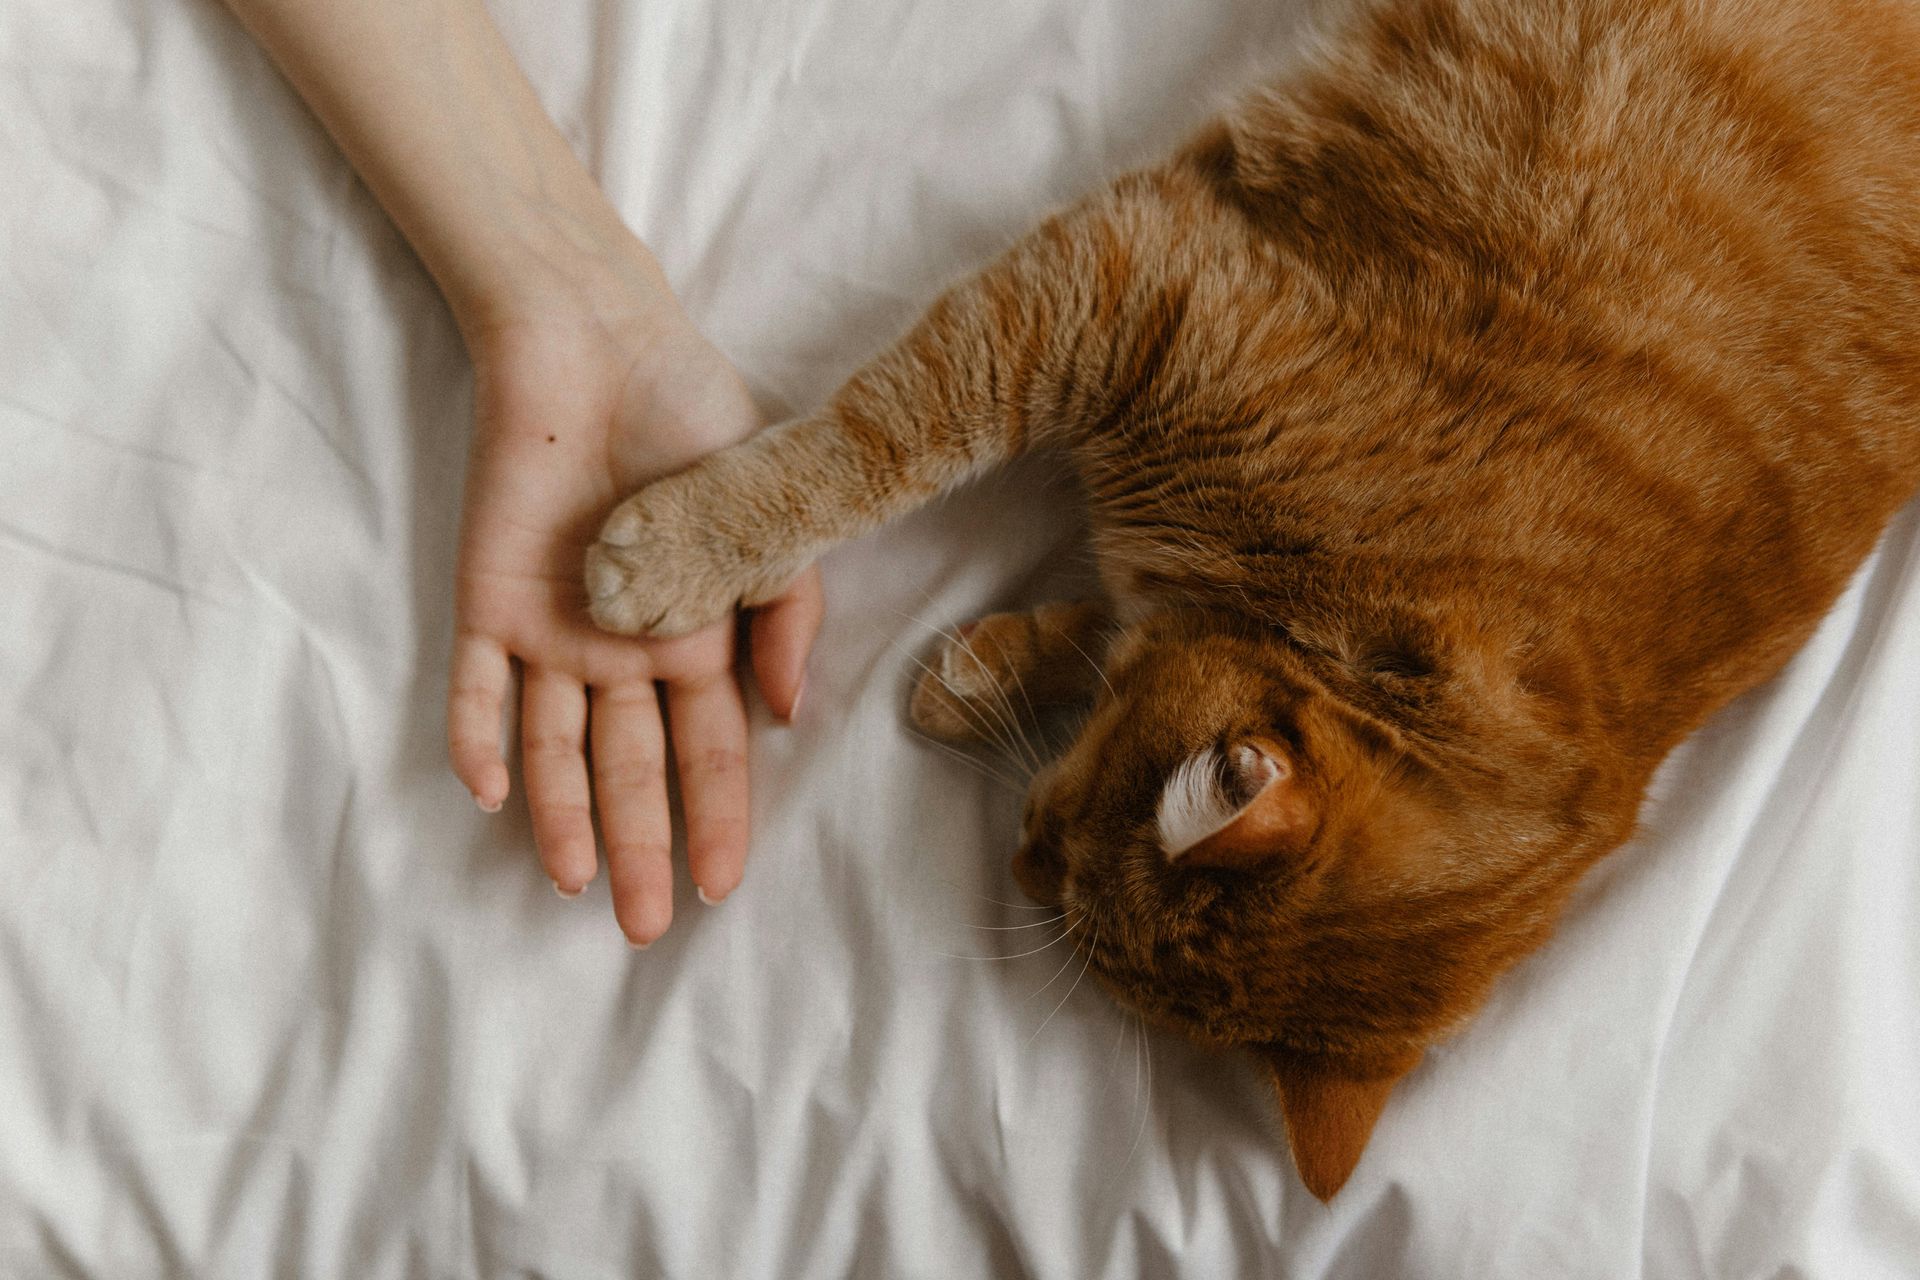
547,435,557,443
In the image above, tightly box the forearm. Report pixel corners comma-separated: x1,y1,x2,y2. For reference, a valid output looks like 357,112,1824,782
221,0,662,336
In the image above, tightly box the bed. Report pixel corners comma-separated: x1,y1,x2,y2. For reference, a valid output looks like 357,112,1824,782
4,0,1918,1274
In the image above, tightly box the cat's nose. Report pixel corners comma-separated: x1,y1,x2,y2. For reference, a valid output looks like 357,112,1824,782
1011,839,1065,905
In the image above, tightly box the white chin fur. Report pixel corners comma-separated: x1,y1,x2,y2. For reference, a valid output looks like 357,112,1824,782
1157,745,1278,858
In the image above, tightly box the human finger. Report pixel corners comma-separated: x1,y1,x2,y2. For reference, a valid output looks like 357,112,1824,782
748,564,824,721
590,679,675,946
520,665,599,895
448,632,512,810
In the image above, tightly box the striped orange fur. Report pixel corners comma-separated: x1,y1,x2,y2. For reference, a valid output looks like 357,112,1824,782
587,0,1920,1198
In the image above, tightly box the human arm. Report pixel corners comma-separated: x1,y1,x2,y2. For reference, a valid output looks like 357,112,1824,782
219,0,823,944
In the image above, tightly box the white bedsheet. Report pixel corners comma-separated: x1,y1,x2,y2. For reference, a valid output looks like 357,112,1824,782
4,1,1919,1275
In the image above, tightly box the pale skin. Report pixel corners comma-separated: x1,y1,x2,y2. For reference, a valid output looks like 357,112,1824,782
219,0,823,946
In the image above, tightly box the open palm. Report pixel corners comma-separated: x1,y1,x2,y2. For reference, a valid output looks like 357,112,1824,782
446,294,820,947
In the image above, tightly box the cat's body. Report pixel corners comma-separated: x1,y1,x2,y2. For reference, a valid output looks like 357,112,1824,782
587,0,1920,1197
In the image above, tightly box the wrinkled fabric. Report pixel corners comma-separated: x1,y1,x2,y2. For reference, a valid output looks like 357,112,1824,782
2,1,1918,1276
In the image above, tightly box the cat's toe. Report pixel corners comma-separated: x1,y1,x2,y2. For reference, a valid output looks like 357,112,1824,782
584,543,646,634
585,547,630,607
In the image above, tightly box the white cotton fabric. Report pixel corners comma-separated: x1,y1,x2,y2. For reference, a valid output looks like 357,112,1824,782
3,1,1918,1275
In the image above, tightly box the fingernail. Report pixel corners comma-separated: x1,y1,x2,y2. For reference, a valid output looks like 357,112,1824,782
475,793,502,814
627,937,650,951
554,881,584,900
788,677,807,721
696,885,722,906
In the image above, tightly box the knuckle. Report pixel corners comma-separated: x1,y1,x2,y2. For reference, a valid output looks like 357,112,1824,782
596,756,665,790
688,826,747,865
606,840,672,866
682,746,748,781
524,730,584,759
447,686,497,716
447,729,491,757
595,684,659,713
531,816,594,854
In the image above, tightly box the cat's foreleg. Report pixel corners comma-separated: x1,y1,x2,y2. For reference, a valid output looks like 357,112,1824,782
584,180,1188,638
909,601,1112,745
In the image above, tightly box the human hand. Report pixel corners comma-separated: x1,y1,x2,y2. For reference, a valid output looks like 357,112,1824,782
445,243,821,947
217,0,822,945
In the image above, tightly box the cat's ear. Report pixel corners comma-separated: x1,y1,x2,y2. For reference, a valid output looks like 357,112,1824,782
1157,737,1319,870
1261,1048,1421,1201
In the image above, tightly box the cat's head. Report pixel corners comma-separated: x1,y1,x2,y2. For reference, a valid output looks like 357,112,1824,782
1016,610,1573,1199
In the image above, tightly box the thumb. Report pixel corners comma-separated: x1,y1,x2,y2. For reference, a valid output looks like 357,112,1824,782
747,564,824,721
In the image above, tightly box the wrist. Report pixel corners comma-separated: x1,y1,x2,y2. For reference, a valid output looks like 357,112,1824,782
228,0,673,349
438,184,678,348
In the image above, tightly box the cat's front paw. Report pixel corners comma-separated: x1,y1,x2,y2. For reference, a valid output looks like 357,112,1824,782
585,460,803,638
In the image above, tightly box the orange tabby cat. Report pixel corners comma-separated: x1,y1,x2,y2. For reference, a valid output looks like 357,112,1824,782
585,0,1920,1198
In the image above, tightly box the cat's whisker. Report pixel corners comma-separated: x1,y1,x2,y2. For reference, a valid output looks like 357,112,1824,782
1097,1003,1134,1103
983,686,1046,778
1122,1013,1154,1176
1020,918,1087,1006
966,915,1068,931
1092,1014,1147,1203
958,890,1059,911
1055,626,1117,702
931,605,1051,749
932,683,1037,783
893,641,1037,781
984,635,1052,773
890,611,1046,778
927,910,1080,963
910,723,1029,795
993,661,1053,776
924,933,1064,963
930,620,1049,776
1024,922,1099,1047
890,619,1031,767
893,600,1042,761
933,873,1059,912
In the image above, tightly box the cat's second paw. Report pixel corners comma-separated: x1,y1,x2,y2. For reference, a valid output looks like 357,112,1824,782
585,460,805,638
909,613,1047,744
909,623,1002,743
909,602,1111,743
